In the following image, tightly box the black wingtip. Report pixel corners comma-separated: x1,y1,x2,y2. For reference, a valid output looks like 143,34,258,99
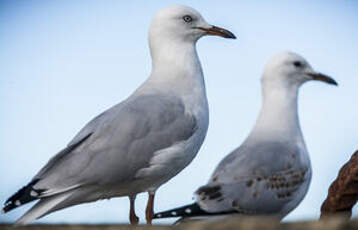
154,203,210,219
154,202,240,219
2,179,43,213
2,202,18,214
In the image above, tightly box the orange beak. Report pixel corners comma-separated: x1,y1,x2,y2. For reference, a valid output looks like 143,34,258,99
196,25,236,39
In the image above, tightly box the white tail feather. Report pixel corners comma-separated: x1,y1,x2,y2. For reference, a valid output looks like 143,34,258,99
15,190,75,226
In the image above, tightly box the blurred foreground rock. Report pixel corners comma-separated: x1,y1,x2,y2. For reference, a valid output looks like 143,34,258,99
1,216,358,230
321,150,358,219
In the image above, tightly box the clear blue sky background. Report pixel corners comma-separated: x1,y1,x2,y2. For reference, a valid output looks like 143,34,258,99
1,0,357,225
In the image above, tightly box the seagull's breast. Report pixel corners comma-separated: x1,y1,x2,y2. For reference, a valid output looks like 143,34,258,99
133,90,208,194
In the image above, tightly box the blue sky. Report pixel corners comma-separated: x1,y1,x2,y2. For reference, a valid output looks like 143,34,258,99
1,0,357,225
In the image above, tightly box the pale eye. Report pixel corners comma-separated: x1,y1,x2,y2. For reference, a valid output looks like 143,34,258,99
293,61,303,68
183,15,193,23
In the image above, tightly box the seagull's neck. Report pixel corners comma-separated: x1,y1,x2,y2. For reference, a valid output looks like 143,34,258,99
248,82,305,145
147,41,205,95
135,40,208,116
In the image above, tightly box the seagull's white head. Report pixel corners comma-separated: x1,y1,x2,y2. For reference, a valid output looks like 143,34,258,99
149,5,236,45
262,52,337,89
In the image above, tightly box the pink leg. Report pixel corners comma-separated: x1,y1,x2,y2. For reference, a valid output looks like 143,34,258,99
145,192,155,225
129,195,139,225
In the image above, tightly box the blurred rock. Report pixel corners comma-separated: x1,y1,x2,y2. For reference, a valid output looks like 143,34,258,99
321,150,358,219
1,216,358,230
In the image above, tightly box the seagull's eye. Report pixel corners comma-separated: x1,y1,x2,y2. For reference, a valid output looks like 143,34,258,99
293,61,302,68
183,15,193,23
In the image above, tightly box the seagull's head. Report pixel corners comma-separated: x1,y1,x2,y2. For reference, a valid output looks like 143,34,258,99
262,51,338,89
149,5,236,45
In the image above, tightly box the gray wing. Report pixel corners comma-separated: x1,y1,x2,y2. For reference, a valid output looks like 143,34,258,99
195,142,309,215
32,94,197,196
33,106,116,180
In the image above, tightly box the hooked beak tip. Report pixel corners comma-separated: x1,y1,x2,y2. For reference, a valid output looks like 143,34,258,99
330,79,338,86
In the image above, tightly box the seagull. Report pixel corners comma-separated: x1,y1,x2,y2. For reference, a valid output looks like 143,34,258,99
2,5,236,225
154,52,338,221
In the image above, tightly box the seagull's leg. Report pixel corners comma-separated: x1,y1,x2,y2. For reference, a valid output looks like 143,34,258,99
129,195,139,225
145,191,155,225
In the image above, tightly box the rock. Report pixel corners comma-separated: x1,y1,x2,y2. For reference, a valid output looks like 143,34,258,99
1,216,358,230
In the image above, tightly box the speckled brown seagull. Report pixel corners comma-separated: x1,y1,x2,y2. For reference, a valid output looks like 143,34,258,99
154,52,338,221
2,5,235,225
